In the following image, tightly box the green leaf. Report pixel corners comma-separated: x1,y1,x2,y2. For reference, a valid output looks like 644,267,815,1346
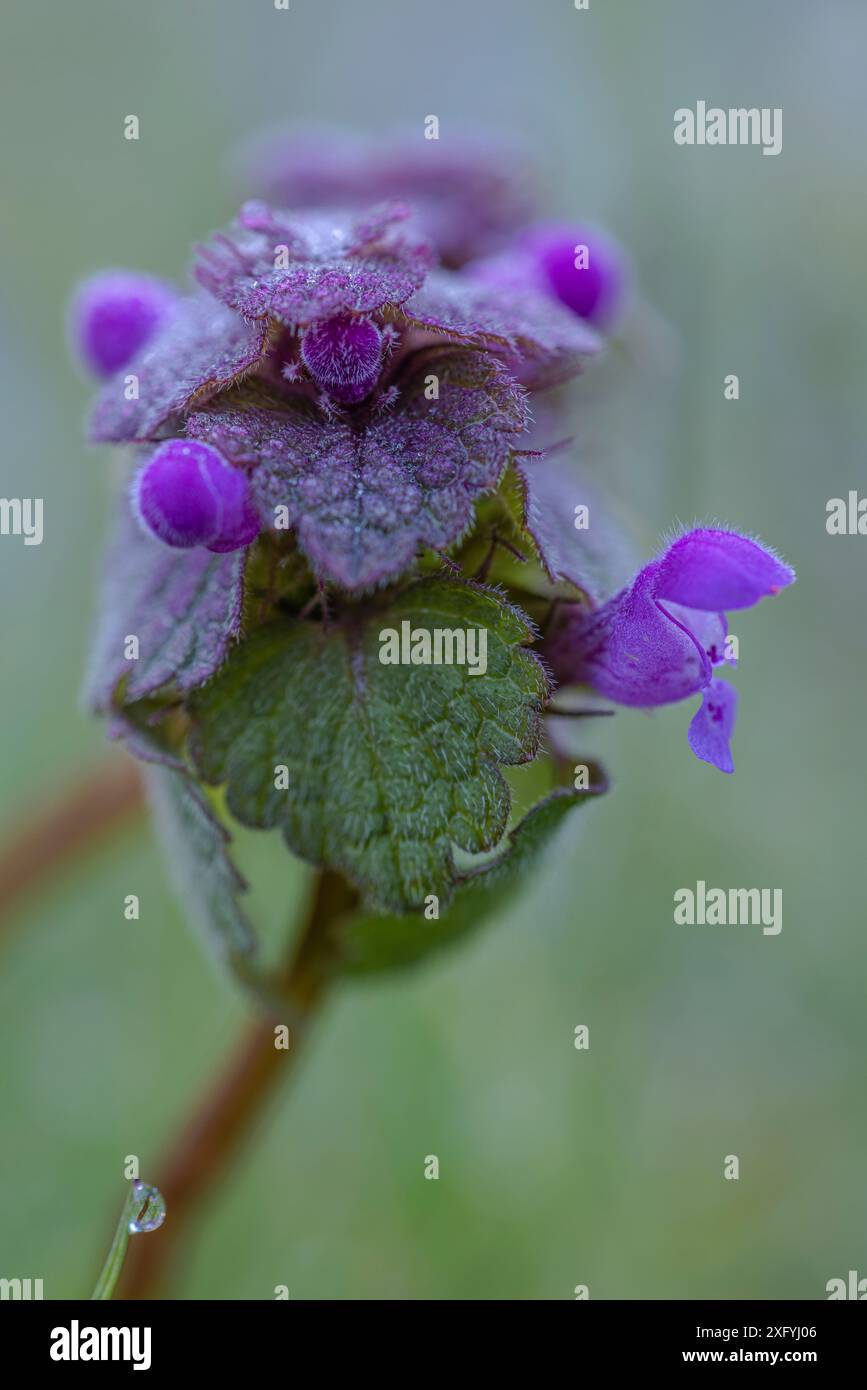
189,578,548,912
143,763,256,967
334,790,590,975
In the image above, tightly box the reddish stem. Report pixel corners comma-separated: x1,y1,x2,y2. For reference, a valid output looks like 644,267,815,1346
116,869,356,1300
0,758,144,925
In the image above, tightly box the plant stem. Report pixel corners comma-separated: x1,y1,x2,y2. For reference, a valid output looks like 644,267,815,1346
115,867,356,1300
0,757,144,926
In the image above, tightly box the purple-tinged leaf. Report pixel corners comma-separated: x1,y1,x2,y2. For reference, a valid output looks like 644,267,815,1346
84,491,246,711
513,443,636,603
398,271,601,390
187,351,528,591
194,202,434,325
236,126,537,266
89,295,271,444
106,709,186,770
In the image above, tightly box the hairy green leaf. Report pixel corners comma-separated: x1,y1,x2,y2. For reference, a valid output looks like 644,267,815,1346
335,791,590,975
189,578,548,912
143,764,255,966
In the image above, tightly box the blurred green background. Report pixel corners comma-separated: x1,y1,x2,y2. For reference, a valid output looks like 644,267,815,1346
1,0,865,1299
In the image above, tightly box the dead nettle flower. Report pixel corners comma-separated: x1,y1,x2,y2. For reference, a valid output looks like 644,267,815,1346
71,134,799,959
233,126,538,267
543,528,795,773
78,197,601,590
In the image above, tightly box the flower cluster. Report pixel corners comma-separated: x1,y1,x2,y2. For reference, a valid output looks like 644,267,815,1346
73,128,794,850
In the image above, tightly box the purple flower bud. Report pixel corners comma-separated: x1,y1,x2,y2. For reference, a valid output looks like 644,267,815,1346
520,223,627,328
300,314,383,404
469,223,628,330
132,439,260,553
70,271,178,378
204,490,262,553
544,528,795,773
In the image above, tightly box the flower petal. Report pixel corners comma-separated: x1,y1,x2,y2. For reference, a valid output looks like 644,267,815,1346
660,601,731,667
656,529,795,611
688,678,739,774
548,572,711,707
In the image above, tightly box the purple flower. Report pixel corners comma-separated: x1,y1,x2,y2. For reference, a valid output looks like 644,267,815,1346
523,223,628,327
544,528,795,772
469,222,628,329
70,271,178,377
132,439,260,553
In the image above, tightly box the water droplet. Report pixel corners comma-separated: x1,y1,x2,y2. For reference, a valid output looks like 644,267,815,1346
128,1181,166,1234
